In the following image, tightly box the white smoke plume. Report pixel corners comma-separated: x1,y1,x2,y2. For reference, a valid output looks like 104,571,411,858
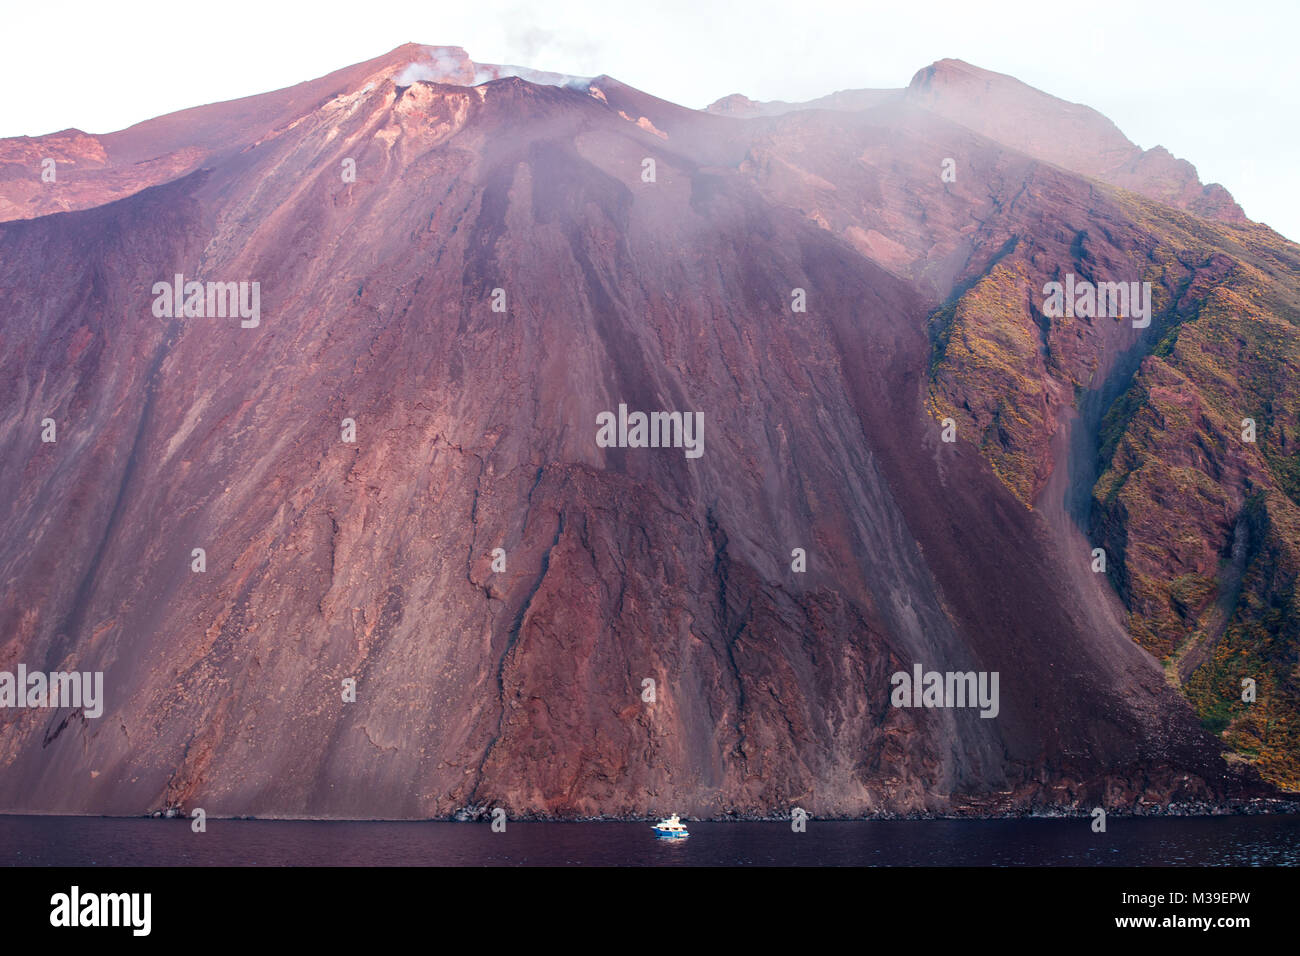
395,45,591,91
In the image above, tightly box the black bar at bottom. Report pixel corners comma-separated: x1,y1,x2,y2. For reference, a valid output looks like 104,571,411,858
0,864,1285,942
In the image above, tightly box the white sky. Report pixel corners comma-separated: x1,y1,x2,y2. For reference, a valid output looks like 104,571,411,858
2,0,1296,239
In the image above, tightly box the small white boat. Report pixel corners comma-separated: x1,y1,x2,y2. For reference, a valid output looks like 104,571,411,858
651,813,689,838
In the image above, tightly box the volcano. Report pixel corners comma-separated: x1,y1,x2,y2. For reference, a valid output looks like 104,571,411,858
0,43,1295,818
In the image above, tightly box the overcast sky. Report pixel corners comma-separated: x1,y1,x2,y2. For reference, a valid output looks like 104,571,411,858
3,0,1295,239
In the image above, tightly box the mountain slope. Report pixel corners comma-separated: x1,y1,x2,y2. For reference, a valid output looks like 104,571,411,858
709,58,1244,223
0,46,1288,816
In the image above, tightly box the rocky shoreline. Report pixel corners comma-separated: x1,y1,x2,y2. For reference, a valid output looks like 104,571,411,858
134,796,1300,822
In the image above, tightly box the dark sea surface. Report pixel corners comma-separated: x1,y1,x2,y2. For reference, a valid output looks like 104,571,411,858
2,814,1299,866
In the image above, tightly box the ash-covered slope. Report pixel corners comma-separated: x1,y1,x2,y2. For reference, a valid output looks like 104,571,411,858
0,46,1279,817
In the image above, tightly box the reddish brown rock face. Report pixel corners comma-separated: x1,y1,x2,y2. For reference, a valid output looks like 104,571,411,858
0,46,1281,818
903,59,1247,222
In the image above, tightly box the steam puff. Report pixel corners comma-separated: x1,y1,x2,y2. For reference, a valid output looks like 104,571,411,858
395,63,440,85
394,47,590,90
395,47,471,86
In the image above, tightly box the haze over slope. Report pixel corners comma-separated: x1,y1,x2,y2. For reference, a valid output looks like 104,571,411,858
0,44,1293,817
